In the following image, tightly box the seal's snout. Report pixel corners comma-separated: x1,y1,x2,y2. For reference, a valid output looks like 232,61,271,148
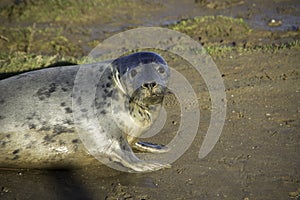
141,81,166,97
142,81,157,90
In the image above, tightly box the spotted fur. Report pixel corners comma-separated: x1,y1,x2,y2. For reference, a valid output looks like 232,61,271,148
0,52,170,172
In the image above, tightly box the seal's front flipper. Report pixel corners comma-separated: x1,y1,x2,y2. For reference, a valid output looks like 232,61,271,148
105,139,170,172
133,141,169,153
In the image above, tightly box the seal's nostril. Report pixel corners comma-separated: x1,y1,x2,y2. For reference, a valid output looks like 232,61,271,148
143,82,157,89
150,82,157,88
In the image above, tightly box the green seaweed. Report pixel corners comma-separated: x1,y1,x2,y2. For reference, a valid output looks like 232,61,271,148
170,15,251,44
1,40,298,74
0,52,88,73
0,0,122,24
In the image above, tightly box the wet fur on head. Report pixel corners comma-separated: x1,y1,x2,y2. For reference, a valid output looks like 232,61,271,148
111,52,170,108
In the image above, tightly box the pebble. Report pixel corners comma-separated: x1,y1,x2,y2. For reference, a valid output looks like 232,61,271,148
268,19,282,27
1,186,9,193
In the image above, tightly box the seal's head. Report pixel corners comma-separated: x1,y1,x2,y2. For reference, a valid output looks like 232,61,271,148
112,52,170,108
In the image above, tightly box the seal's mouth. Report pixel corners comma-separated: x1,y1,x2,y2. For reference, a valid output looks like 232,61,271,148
130,84,166,108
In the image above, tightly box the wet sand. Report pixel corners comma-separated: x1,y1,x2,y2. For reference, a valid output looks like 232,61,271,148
0,0,299,199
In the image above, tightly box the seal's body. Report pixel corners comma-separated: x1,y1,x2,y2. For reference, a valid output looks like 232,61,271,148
0,52,170,172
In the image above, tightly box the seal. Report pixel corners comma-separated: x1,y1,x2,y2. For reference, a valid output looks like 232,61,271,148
0,52,170,172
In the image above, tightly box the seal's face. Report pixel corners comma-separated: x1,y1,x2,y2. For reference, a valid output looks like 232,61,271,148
112,52,170,108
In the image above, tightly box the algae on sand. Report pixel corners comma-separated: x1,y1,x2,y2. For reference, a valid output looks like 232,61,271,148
0,0,122,24
170,16,251,46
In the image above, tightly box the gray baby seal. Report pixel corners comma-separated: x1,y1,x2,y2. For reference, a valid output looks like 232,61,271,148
0,52,170,172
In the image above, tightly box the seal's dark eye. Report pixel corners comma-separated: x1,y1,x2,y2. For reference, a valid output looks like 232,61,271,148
130,69,137,77
158,66,165,74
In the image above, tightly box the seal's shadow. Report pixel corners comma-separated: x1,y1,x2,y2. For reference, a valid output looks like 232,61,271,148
48,169,93,200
